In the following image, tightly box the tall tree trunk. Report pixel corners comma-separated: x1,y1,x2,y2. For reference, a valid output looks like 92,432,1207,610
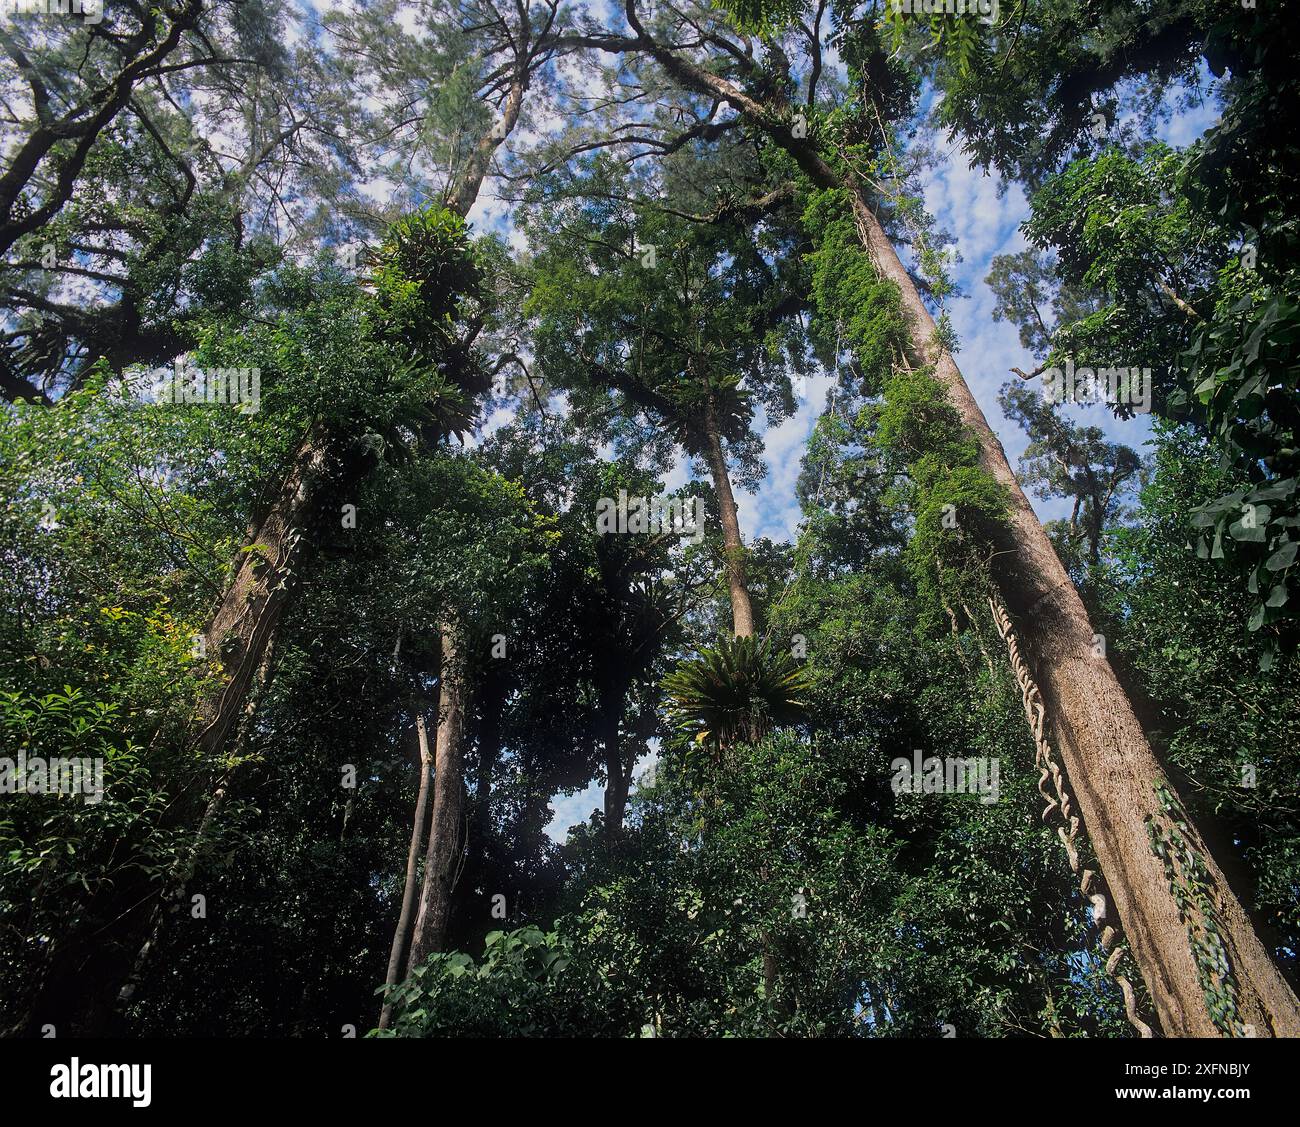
192,426,336,760
471,661,506,849
702,391,773,1010
846,189,1300,1038
599,672,634,838
378,710,435,1031
701,392,755,638
617,4,1300,1037
406,622,468,973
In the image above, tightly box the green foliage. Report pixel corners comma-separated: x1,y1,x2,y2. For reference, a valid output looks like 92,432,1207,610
373,207,483,346
882,3,996,80
662,635,810,755
711,0,805,34
1178,285,1300,651
1006,138,1300,652
803,190,908,392
374,927,605,1037
0,687,203,1023
1098,425,1300,965
959,6,1300,652
1021,144,1224,392
522,156,809,476
803,188,1007,614
6,0,1296,1044
998,381,1145,577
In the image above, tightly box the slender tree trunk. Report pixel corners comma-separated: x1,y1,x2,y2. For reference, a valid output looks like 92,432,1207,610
701,393,774,1012
378,711,434,1031
701,393,755,638
599,674,634,838
470,664,505,856
406,622,468,973
615,5,1300,1036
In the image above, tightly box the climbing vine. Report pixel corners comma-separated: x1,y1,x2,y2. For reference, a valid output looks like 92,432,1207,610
1147,783,1247,1037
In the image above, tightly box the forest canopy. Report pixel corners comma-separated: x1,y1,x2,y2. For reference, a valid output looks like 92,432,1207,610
1,0,1298,1045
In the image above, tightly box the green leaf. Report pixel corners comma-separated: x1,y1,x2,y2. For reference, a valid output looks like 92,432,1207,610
1229,516,1267,543
1265,541,1297,571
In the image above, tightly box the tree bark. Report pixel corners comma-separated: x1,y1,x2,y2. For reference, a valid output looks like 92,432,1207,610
701,393,755,638
192,427,335,760
445,71,528,218
378,710,435,1030
613,2,1300,1037
406,622,468,973
599,674,633,838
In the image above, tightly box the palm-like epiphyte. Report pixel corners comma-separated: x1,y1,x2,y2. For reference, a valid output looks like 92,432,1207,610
366,206,493,454
662,634,810,757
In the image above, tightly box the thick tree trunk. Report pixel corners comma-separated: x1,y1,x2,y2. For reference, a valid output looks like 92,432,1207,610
192,428,335,760
701,393,755,638
378,710,434,1030
848,191,1300,1037
406,622,468,973
445,73,527,218
615,3,1300,1036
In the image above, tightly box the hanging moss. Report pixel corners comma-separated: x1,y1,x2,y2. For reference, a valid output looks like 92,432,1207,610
803,190,908,393
803,189,1008,619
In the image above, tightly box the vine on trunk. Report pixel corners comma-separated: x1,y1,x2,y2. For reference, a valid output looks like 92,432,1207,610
1147,784,1247,1037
